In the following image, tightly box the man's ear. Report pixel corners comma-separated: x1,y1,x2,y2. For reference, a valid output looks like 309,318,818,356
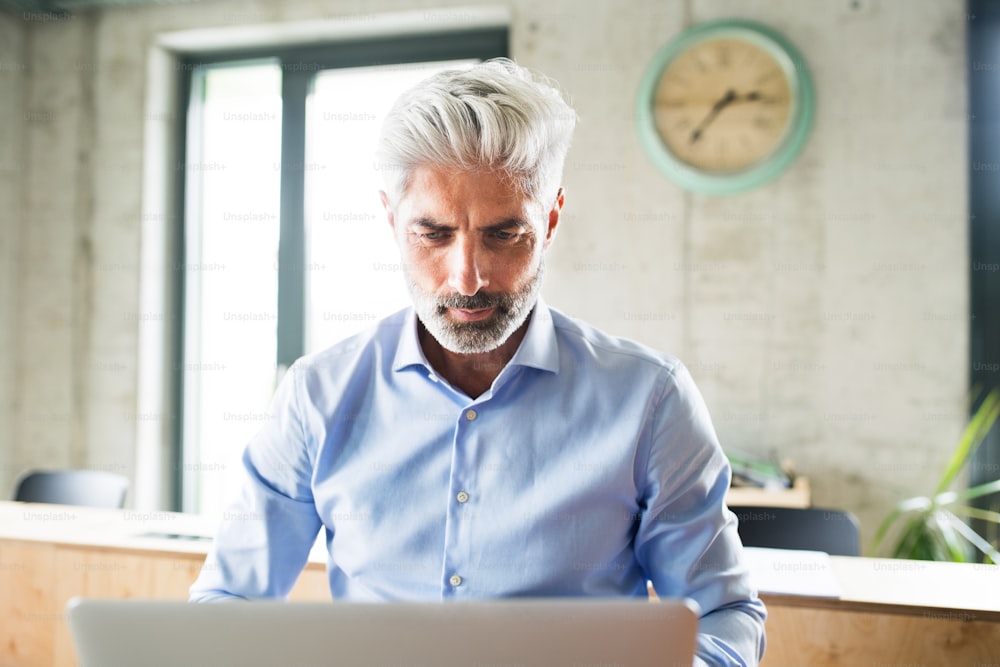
543,187,565,249
379,191,395,232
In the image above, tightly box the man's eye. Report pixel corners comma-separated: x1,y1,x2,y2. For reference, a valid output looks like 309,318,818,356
493,230,517,241
423,232,441,240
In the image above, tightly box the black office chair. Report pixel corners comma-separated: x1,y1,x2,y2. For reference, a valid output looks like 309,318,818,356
13,469,129,509
732,505,861,556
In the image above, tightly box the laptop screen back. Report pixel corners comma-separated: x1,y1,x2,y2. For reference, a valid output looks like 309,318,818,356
67,597,699,667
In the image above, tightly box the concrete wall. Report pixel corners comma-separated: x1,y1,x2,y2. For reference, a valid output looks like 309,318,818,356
0,11,26,490
1,0,969,547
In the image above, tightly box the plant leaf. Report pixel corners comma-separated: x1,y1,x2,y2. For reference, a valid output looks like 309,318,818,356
941,510,1000,564
895,513,933,560
871,497,934,556
950,478,1000,503
947,504,1000,524
874,388,1000,562
931,511,970,562
936,389,1000,494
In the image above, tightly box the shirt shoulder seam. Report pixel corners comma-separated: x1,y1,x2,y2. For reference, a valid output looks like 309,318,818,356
550,315,683,377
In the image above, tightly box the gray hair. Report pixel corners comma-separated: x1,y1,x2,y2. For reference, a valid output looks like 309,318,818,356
376,58,577,207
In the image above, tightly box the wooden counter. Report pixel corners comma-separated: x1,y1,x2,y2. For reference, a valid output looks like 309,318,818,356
0,502,328,667
758,555,1000,666
2,501,997,667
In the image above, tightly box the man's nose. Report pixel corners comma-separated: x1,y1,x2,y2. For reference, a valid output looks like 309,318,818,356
446,236,488,296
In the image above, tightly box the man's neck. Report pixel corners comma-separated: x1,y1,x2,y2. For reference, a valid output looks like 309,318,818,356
418,313,533,399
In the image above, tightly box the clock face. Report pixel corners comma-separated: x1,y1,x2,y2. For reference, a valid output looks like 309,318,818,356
635,20,814,195
653,38,793,173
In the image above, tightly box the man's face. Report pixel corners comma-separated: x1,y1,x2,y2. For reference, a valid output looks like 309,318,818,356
381,165,562,354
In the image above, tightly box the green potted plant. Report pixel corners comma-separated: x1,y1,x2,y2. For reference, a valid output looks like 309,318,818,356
870,389,1000,563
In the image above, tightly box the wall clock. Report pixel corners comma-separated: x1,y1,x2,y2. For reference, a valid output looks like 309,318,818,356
635,19,815,195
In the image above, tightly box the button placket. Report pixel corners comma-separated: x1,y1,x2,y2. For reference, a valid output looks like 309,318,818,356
443,403,484,597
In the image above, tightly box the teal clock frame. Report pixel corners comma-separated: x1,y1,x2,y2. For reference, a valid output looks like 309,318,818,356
635,19,815,196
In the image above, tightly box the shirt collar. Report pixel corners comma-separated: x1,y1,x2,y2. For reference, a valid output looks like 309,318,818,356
392,308,429,373
507,298,559,374
391,298,559,376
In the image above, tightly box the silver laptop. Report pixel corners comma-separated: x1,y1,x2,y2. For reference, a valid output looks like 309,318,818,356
67,597,699,667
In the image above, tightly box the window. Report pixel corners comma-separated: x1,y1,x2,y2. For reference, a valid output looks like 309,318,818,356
176,30,508,516
968,0,1000,553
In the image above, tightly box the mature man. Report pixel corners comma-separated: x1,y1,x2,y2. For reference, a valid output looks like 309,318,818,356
190,58,766,666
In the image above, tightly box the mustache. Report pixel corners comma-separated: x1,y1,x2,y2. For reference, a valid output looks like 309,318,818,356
435,291,513,311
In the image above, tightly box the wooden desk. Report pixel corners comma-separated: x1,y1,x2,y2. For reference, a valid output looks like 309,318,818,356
757,554,1000,667
0,502,329,667
3,501,997,667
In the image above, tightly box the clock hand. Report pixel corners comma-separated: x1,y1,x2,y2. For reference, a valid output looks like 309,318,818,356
689,90,785,143
736,91,787,104
690,89,736,144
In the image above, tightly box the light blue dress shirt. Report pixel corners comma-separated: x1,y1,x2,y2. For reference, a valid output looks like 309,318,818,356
190,299,766,666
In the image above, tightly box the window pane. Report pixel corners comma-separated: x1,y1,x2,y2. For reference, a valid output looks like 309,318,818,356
182,59,477,516
183,62,282,517
303,61,477,353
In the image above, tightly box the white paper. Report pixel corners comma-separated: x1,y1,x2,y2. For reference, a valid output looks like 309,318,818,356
742,546,842,598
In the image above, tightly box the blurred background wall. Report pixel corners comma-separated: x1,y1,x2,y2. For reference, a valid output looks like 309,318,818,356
0,0,968,546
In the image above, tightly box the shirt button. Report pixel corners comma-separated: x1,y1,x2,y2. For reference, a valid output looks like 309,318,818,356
456,491,469,503
449,574,463,587
465,409,477,421
428,374,439,383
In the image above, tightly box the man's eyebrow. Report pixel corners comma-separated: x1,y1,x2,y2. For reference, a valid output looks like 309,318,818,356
481,218,531,233
408,217,531,232
410,218,454,232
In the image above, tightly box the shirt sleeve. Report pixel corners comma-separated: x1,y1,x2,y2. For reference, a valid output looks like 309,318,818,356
633,363,767,667
189,365,323,602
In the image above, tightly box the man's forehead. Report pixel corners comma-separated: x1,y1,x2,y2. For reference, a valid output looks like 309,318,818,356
405,164,524,195
395,166,541,221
